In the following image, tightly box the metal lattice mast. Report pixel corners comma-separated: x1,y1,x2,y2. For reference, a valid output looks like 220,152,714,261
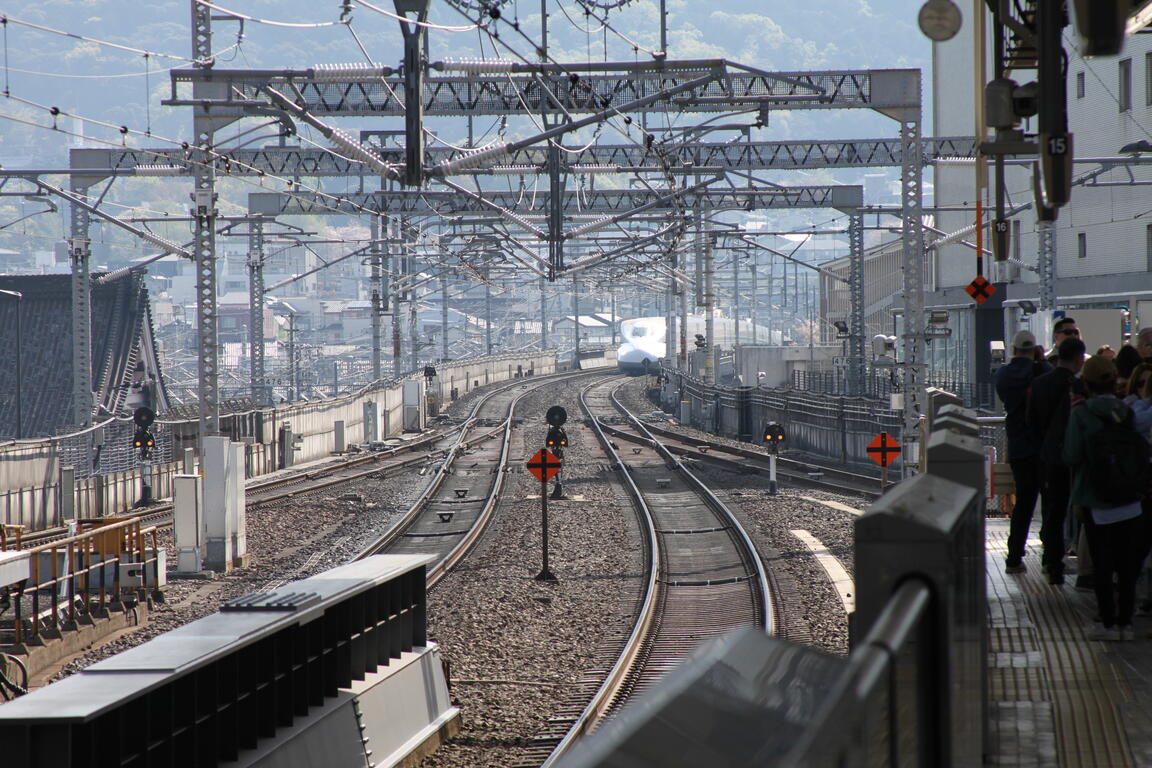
540,277,548,350
69,182,92,427
571,273,581,365
1037,220,1056,311
440,270,449,362
390,220,402,374
733,247,741,348
848,214,866,397
370,216,383,381
899,108,926,470
247,215,268,405
703,220,715,385
750,254,758,345
191,0,220,437
484,267,493,355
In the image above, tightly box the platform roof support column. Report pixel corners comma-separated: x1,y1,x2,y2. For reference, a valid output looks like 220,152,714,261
1038,220,1056,311
69,183,93,428
848,214,866,398
247,216,268,405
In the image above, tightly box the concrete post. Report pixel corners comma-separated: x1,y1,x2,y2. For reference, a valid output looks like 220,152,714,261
173,473,203,574
202,435,233,572
59,466,75,523
363,401,377,443
229,442,248,568
334,420,346,454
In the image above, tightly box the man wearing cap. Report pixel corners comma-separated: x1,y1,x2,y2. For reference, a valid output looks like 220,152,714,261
1027,336,1087,585
1135,326,1152,363
995,329,1053,573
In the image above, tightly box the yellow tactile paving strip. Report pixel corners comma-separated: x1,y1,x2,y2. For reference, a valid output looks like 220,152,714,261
987,521,1135,767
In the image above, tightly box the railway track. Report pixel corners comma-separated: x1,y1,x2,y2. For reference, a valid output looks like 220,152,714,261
351,370,611,582
610,414,883,500
522,376,773,767
17,371,600,551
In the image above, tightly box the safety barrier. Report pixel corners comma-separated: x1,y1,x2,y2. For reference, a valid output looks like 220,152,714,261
558,395,988,767
666,369,902,473
4,517,164,650
0,350,558,532
0,555,457,768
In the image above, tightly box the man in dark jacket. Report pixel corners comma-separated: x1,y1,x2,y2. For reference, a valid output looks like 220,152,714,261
1026,336,1086,585
995,330,1053,573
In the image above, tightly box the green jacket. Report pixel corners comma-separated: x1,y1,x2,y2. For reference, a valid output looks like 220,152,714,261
1063,395,1131,509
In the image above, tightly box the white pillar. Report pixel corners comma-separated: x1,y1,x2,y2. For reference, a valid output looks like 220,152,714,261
203,435,234,572
173,473,203,574
229,441,248,568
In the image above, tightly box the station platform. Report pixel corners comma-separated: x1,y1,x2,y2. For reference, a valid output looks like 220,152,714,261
986,518,1152,767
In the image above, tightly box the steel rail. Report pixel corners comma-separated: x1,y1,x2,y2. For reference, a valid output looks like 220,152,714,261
352,369,608,584
538,376,770,767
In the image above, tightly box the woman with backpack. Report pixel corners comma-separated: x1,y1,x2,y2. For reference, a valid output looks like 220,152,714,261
1064,355,1150,641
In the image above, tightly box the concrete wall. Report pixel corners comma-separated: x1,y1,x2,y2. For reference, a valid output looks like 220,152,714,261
0,351,559,533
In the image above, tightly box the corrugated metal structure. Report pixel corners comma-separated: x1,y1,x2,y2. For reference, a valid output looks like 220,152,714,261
0,271,167,439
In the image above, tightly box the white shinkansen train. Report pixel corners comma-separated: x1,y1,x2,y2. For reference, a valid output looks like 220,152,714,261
617,315,772,374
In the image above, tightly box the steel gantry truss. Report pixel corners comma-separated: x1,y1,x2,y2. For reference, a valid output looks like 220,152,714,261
45,5,943,447
165,63,919,117
72,135,976,178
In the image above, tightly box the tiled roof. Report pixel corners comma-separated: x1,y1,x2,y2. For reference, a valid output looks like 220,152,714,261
0,271,167,438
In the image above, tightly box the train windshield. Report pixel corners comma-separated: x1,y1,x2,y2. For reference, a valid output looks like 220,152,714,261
632,327,648,337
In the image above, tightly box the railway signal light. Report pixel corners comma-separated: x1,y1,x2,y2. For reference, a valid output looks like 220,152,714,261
764,422,786,446
545,426,568,450
764,421,784,494
694,333,707,350
133,428,155,457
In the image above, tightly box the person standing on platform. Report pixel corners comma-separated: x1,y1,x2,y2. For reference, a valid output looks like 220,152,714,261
1046,316,1080,363
996,330,1053,573
1027,336,1086,585
1064,356,1149,641
1134,326,1152,363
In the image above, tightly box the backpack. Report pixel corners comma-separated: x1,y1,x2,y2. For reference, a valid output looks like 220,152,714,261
1086,409,1151,506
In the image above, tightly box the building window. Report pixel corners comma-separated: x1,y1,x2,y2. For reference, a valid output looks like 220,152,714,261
1147,53,1152,106
1077,71,1085,99
1120,58,1132,112
1147,225,1152,272
1078,232,1087,259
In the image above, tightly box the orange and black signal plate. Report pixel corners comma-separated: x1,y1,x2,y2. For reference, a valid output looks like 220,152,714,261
965,275,996,306
527,448,562,482
866,432,901,467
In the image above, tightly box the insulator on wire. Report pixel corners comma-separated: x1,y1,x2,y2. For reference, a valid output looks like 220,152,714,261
488,164,541,175
135,165,186,176
567,216,615,238
328,128,399,179
311,63,393,82
569,164,621,174
437,57,521,74
433,143,513,176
